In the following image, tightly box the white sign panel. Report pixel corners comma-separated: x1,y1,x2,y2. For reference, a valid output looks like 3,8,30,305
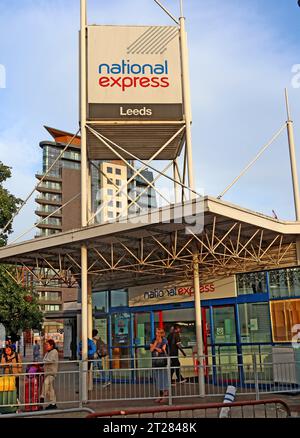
87,25,183,120
129,277,237,307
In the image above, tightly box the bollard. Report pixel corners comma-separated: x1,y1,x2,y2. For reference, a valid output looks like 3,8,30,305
219,385,237,418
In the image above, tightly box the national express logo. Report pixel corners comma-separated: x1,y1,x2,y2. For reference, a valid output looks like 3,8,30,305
98,60,170,92
144,284,215,301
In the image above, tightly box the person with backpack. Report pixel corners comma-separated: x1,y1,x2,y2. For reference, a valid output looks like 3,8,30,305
167,324,187,384
1,345,22,397
92,329,110,387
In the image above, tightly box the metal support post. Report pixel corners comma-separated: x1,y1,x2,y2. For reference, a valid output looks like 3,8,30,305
193,252,205,397
179,7,196,199
81,244,88,402
80,0,88,403
285,88,300,221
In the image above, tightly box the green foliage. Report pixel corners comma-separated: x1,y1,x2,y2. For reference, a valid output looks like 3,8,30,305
0,266,43,337
0,161,43,337
0,161,22,246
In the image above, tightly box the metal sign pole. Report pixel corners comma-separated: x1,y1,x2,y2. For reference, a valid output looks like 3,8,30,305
285,88,300,221
80,0,88,403
193,252,205,397
179,3,196,199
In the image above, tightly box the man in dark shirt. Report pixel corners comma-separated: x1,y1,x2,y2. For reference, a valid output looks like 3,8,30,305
167,324,187,384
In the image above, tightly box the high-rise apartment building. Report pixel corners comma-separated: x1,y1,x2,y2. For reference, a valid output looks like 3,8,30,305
34,127,81,357
34,126,157,357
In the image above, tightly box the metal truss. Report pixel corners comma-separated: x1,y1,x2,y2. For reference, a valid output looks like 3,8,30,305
6,217,297,289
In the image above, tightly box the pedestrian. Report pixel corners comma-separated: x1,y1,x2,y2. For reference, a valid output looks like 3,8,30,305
92,329,110,387
33,340,40,362
150,328,169,404
167,324,187,384
40,339,59,410
0,345,22,397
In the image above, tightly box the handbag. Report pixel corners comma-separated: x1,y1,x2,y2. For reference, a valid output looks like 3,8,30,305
152,351,168,368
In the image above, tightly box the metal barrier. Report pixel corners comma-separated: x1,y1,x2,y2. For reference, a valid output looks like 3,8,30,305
0,407,95,418
0,351,299,413
86,399,292,419
0,360,81,412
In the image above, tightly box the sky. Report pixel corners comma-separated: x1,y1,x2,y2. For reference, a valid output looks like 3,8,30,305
1,0,300,242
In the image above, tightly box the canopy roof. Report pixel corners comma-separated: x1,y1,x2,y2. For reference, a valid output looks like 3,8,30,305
1,197,300,290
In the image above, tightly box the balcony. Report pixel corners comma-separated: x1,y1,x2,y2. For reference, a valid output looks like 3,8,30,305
35,193,62,206
36,186,62,195
36,222,62,231
35,172,62,183
35,209,62,218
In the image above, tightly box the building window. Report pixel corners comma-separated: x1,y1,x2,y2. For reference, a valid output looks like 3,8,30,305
116,179,121,186
213,306,236,344
270,299,300,342
107,167,113,174
44,304,61,312
107,211,114,219
236,272,267,295
238,303,271,343
108,200,114,207
269,268,300,299
107,189,114,196
111,289,128,307
116,201,122,209
93,291,108,313
115,168,122,175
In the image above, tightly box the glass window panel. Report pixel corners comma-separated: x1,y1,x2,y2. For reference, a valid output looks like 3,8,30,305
237,272,267,295
134,313,151,346
111,289,128,307
239,302,271,343
92,291,108,313
213,306,236,344
269,268,300,299
111,312,130,346
270,299,300,342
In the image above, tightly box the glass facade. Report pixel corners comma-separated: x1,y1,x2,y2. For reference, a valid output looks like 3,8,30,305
269,268,300,299
111,289,128,307
90,266,300,378
237,271,267,295
238,302,271,343
93,291,108,313
213,306,236,344
270,299,300,342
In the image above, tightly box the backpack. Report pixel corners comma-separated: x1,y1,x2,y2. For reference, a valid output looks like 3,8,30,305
78,339,96,360
96,339,107,357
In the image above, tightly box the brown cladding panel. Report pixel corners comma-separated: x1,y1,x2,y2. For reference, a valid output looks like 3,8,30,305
61,168,81,232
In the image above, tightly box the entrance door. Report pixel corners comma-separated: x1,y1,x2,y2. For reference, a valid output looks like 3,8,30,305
133,312,152,368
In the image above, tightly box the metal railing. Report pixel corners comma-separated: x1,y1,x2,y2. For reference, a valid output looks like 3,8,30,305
86,399,292,419
0,351,299,413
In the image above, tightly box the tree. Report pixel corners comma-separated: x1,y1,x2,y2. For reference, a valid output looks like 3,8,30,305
0,161,22,246
0,161,43,338
0,266,43,339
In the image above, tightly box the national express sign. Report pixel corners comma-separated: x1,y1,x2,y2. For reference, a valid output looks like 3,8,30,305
87,25,183,120
128,277,237,307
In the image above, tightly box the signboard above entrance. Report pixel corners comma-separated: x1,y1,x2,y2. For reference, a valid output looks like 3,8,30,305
87,25,183,120
129,276,237,307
